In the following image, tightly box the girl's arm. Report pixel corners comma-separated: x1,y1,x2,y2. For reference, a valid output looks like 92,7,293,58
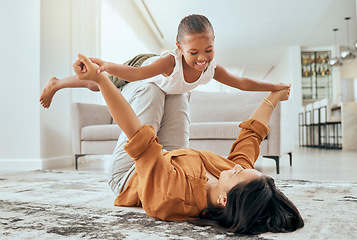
73,54,142,140
90,54,175,82
213,65,289,91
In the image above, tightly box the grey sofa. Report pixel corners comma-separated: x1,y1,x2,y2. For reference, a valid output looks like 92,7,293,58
71,90,293,173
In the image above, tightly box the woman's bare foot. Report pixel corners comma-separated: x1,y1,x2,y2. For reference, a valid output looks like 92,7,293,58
39,77,60,108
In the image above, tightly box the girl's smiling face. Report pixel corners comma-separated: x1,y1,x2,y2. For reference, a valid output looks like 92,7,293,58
176,31,215,72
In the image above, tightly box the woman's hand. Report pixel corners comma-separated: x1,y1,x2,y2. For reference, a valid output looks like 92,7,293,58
73,54,106,83
276,83,291,101
89,57,109,73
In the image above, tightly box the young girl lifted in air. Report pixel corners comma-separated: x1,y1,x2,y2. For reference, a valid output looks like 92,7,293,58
73,53,303,234
40,14,289,108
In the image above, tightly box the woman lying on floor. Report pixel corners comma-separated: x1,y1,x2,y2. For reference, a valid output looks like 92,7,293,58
73,54,304,235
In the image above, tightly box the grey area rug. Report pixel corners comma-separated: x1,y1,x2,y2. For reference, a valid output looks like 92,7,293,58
0,170,356,240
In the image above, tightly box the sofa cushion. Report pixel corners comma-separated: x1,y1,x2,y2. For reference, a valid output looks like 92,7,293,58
189,122,242,140
82,140,118,154
81,124,121,141
189,91,267,123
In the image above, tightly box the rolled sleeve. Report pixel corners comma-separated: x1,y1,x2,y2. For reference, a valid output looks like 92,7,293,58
124,125,158,160
238,119,269,141
227,119,270,169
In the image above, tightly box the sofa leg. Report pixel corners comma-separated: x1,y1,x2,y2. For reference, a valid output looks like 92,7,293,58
75,154,86,170
263,156,280,174
288,152,292,166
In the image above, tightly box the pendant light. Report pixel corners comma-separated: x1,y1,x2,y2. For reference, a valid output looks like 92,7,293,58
329,28,343,66
340,17,356,60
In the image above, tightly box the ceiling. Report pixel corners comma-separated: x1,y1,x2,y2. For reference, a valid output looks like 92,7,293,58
144,0,357,79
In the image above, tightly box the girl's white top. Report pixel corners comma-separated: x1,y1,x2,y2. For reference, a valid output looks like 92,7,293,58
141,49,217,94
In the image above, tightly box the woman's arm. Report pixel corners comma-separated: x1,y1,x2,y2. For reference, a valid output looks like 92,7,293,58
73,54,143,139
90,54,175,82
213,65,289,91
249,86,291,125
227,87,291,168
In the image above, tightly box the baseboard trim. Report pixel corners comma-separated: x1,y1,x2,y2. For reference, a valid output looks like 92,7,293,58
0,156,73,171
42,155,73,169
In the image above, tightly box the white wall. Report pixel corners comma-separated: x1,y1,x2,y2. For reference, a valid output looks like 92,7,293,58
0,0,42,169
0,0,163,171
40,0,72,168
0,0,73,170
340,58,357,102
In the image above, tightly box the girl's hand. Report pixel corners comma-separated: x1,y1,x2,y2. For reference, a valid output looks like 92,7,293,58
89,57,109,73
274,82,291,91
73,54,105,82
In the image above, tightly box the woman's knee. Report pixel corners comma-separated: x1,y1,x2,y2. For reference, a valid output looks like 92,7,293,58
123,82,166,131
135,83,165,103
163,93,190,123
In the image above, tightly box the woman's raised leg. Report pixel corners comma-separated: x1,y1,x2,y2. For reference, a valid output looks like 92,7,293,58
109,81,166,195
157,93,190,151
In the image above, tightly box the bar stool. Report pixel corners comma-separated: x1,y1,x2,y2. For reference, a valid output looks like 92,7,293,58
299,106,306,146
312,101,321,148
304,103,314,147
319,99,342,149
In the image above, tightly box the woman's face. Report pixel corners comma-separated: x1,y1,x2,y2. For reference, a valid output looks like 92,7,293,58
176,31,215,72
218,164,262,193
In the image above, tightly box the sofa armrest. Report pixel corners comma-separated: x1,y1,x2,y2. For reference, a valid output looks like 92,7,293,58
263,102,280,156
278,98,295,155
71,102,112,155
264,99,294,157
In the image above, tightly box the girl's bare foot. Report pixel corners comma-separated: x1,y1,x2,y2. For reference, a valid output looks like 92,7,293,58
39,77,60,108
39,76,100,108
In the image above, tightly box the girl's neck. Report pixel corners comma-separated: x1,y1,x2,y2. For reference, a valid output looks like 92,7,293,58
181,57,203,83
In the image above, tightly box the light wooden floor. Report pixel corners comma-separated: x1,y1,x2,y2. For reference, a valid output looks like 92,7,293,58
256,147,357,182
65,146,357,182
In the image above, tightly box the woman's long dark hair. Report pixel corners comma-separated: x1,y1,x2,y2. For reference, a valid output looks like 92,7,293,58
189,175,304,235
